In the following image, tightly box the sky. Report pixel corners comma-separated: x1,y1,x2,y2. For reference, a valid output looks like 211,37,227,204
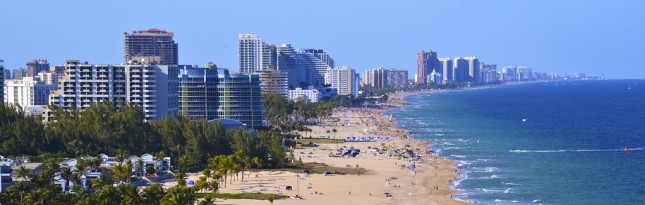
1,0,643,79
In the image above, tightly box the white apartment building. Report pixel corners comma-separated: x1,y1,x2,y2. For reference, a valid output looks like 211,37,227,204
325,66,357,97
49,60,178,120
4,77,57,107
288,87,320,102
37,72,59,85
238,33,275,73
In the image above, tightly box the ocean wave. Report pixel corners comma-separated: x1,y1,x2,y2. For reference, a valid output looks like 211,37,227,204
443,147,464,150
451,155,466,158
490,175,501,179
484,167,501,173
510,147,644,153
502,182,519,186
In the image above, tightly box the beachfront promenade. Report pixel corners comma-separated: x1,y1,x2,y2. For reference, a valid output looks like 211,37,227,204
183,90,470,205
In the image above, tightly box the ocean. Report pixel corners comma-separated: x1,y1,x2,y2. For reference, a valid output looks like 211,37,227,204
385,80,645,204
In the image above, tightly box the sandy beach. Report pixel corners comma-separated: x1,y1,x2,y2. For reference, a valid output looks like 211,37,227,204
186,90,470,205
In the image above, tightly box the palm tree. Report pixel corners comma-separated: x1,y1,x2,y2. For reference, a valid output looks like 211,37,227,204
252,156,262,169
198,196,215,205
332,128,338,149
195,176,208,193
208,179,219,193
141,184,165,205
137,159,145,177
60,167,74,192
201,169,212,191
118,183,142,205
16,165,30,181
175,172,186,187
91,176,112,191
10,181,29,204
112,164,127,184
161,186,196,205
268,195,275,205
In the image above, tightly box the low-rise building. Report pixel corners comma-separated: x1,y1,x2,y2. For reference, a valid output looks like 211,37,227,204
288,87,320,102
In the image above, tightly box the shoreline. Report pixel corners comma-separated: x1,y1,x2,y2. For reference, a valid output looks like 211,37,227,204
384,89,469,204
185,88,471,205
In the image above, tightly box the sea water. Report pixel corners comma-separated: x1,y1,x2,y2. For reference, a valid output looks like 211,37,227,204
385,80,645,204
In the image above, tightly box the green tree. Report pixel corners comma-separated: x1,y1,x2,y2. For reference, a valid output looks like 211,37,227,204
161,186,196,205
141,184,165,205
16,165,30,181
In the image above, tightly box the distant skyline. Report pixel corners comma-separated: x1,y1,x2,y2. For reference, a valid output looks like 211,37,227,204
1,0,643,79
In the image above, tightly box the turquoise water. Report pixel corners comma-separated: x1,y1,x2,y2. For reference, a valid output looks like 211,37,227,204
385,80,645,204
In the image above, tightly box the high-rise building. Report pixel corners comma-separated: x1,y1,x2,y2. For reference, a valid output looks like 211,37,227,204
387,68,408,88
464,56,480,82
257,70,288,96
124,28,178,65
502,66,518,82
299,48,334,87
262,44,278,70
178,65,219,120
4,77,57,107
3,68,10,80
239,33,263,73
453,57,469,82
37,72,59,85
363,67,388,88
26,59,50,77
416,50,440,84
325,66,357,97
276,44,302,88
517,67,533,81
49,60,178,120
439,58,453,84
480,63,497,83
239,33,277,73
301,49,335,69
217,69,263,128
276,44,334,88
429,69,442,85
13,68,27,80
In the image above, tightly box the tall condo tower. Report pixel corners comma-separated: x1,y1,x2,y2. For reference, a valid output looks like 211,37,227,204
124,28,178,65
239,33,276,73
416,50,440,84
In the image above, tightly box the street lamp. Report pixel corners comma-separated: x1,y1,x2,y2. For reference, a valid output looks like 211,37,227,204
296,174,300,197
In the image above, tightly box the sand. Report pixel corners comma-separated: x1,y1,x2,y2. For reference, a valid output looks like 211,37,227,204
185,89,470,205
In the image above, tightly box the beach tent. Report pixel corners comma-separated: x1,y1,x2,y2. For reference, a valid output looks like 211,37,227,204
187,180,194,185
325,171,332,176
286,186,293,190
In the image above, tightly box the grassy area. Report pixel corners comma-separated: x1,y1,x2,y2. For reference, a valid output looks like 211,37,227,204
281,162,371,175
290,138,343,144
196,192,288,200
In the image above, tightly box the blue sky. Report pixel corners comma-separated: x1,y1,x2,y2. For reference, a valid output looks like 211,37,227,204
1,0,643,79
